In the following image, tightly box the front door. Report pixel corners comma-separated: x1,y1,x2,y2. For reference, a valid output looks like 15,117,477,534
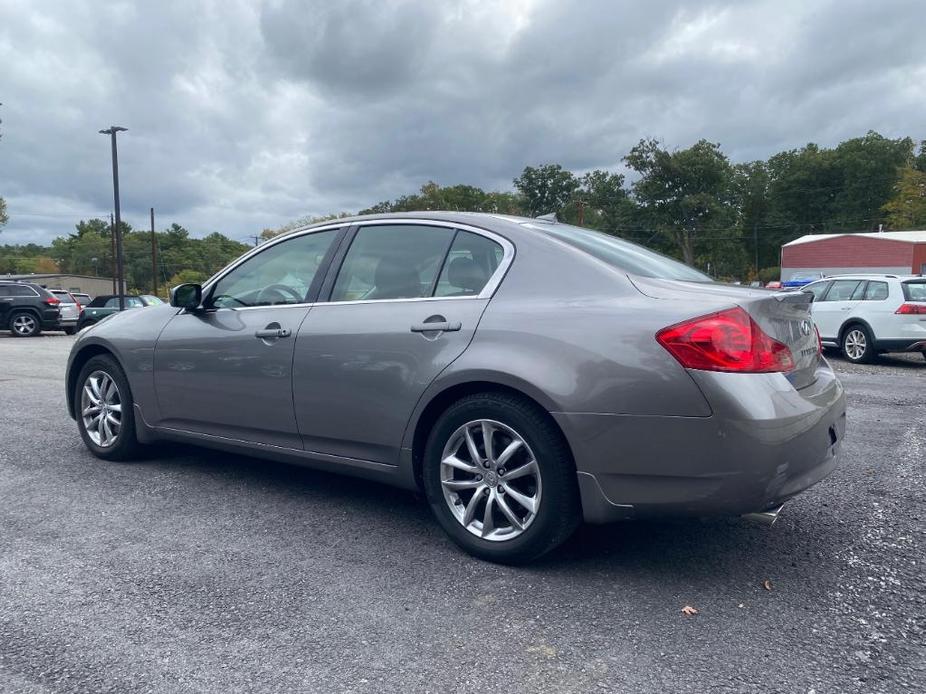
812,278,865,339
153,227,343,448
293,223,508,464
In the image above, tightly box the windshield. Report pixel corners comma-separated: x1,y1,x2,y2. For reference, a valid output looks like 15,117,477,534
141,295,164,305
51,291,76,303
525,222,712,282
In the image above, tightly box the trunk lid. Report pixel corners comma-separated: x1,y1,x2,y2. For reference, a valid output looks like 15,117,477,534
631,276,821,389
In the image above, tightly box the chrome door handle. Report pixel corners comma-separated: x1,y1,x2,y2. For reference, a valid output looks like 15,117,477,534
410,321,461,333
255,328,291,339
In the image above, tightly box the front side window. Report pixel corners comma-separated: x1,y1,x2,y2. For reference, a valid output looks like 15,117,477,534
864,281,889,301
822,280,862,302
331,225,455,301
804,281,831,301
209,229,339,308
104,297,143,308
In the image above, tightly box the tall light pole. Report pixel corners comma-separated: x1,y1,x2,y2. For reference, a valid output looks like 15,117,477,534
100,126,127,310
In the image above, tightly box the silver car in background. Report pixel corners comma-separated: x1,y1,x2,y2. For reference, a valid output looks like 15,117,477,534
65,213,846,563
49,289,80,335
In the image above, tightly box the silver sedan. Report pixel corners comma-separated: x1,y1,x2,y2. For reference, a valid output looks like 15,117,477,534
66,213,846,563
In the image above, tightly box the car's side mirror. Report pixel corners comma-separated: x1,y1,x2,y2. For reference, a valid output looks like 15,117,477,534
170,283,203,310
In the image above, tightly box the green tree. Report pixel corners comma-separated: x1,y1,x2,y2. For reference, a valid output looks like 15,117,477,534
513,164,579,218
883,167,926,229
624,139,736,266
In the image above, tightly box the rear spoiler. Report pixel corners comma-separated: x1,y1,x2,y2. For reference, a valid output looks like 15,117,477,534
772,289,813,305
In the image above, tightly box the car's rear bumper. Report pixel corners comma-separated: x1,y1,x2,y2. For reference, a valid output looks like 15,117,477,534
556,360,846,523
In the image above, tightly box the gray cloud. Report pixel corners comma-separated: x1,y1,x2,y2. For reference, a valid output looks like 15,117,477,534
1,0,924,245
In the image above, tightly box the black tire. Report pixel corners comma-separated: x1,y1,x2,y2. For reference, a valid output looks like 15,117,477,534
74,354,141,461
422,392,581,564
9,311,41,337
64,327,76,335
840,323,876,363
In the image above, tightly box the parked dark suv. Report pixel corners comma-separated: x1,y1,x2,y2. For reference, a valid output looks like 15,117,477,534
0,280,62,337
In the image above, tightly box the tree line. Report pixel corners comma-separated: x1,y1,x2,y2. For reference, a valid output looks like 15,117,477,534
2,130,925,289
0,219,249,294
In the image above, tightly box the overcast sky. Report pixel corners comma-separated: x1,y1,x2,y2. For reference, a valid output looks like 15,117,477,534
1,0,924,245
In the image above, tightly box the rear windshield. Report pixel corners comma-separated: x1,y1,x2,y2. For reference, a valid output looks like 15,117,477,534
51,291,76,303
902,281,926,302
525,222,712,282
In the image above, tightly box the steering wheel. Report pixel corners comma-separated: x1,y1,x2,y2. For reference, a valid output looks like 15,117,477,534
256,283,304,305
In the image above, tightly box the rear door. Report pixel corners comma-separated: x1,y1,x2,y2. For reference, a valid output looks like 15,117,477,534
811,279,864,339
293,222,511,464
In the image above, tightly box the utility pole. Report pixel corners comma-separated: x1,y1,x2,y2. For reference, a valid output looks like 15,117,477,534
110,213,117,295
246,235,260,247
150,207,158,296
100,126,127,310
753,222,759,276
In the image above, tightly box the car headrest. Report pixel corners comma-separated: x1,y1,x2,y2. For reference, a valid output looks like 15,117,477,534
372,257,421,299
447,256,488,294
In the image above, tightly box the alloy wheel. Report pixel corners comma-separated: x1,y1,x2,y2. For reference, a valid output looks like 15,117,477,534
439,419,542,542
12,314,37,336
81,370,123,447
844,329,867,361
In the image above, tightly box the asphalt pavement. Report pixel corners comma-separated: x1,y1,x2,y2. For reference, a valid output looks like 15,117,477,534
0,333,923,693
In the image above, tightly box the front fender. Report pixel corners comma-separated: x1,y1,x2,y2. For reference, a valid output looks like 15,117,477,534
66,305,178,422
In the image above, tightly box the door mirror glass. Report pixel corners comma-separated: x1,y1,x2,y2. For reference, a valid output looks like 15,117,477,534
171,283,202,309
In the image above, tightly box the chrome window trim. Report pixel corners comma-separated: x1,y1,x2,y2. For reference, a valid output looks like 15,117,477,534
201,218,515,311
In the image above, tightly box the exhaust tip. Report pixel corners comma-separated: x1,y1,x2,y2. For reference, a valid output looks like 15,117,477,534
742,504,785,527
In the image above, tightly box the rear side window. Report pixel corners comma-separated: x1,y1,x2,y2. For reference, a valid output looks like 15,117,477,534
864,281,889,300
331,225,455,301
822,280,862,301
434,231,502,297
526,222,711,282
7,284,38,297
903,281,926,301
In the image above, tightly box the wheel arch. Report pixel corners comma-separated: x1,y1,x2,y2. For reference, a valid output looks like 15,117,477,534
838,317,875,344
407,378,575,491
8,306,42,328
67,344,120,419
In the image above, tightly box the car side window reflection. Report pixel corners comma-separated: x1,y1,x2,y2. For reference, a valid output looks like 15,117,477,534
822,280,862,301
433,231,502,297
330,225,455,302
209,229,339,308
804,281,831,301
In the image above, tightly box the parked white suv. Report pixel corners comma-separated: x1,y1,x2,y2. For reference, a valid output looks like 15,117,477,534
801,275,926,363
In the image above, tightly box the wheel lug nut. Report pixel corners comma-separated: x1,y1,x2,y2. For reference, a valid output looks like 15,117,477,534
498,468,505,476
484,488,490,496
475,475,483,481
498,486,505,494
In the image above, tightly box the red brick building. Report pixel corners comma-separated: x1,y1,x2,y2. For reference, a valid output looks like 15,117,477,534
781,231,926,281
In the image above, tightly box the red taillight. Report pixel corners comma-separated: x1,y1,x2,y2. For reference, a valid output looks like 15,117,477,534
656,307,795,373
43,296,60,306
895,303,926,315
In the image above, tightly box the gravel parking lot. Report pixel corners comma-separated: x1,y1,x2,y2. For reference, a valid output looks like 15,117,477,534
0,333,923,693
